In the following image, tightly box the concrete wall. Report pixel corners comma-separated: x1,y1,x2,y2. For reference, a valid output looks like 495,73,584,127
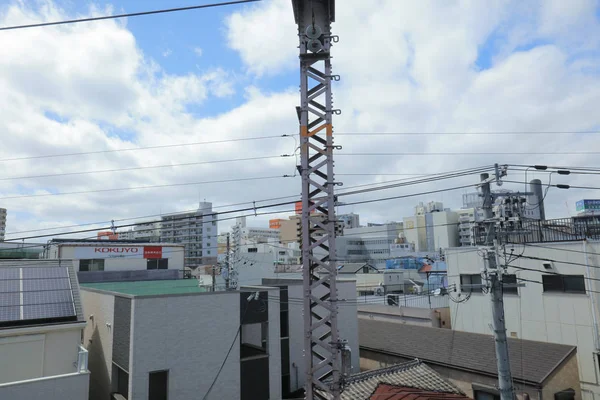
267,289,282,400
81,290,116,400
0,326,84,385
357,305,443,328
542,354,582,400
0,371,89,400
404,215,427,252
432,211,459,250
287,280,360,392
129,292,241,400
446,241,600,397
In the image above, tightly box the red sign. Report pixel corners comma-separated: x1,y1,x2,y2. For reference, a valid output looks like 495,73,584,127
144,246,163,259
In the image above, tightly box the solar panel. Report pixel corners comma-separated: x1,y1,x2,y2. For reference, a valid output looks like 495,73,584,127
0,265,77,327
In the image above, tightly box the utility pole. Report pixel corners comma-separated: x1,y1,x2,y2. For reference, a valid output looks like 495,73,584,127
225,233,231,290
292,1,345,399
211,265,216,292
479,172,514,400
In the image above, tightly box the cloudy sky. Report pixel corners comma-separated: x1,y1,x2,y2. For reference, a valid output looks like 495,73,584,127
0,0,599,242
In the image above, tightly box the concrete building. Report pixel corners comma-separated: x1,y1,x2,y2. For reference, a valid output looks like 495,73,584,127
335,223,402,269
160,201,218,267
0,260,89,400
339,213,360,229
360,320,581,400
46,239,185,283
80,280,282,400
278,217,300,245
357,304,451,328
446,240,600,399
404,202,460,252
261,278,360,397
0,207,6,241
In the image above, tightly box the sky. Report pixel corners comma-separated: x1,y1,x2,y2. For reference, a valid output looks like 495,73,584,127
0,0,599,242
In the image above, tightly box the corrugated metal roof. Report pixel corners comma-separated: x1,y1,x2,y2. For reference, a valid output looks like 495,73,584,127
359,319,577,385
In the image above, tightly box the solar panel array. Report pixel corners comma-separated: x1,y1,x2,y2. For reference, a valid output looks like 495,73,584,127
0,265,77,326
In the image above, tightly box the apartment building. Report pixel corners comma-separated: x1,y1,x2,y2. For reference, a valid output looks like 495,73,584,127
160,202,218,267
80,280,282,400
446,239,600,400
334,223,402,270
0,260,89,400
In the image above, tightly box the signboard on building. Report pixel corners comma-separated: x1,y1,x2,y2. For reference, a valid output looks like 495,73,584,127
576,199,600,212
73,246,164,259
97,231,119,240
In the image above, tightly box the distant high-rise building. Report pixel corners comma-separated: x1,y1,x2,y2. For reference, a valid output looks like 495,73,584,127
0,208,6,241
339,213,360,229
160,202,217,267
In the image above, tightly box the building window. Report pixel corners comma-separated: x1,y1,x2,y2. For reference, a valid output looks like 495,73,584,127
148,370,168,400
502,274,518,295
248,248,258,253
542,275,586,294
147,258,168,270
460,274,482,293
473,389,500,400
79,259,105,272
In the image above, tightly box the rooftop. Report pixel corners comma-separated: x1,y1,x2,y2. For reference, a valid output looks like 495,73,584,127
359,319,577,385
81,279,210,296
332,359,464,400
368,383,472,400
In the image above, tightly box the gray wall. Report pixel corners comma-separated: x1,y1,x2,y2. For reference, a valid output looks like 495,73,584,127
0,371,89,400
81,289,116,400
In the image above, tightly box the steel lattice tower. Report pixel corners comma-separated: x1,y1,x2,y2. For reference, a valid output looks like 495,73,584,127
292,1,342,399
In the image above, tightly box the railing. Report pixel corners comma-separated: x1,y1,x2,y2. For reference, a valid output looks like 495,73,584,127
356,293,449,309
473,217,600,244
77,345,88,373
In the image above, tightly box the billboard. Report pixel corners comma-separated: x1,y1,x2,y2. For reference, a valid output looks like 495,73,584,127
97,231,119,240
576,199,600,212
73,246,164,259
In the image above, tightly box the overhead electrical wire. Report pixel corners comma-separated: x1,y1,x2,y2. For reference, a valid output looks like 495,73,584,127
0,155,292,181
4,165,491,236
0,135,290,163
0,0,261,31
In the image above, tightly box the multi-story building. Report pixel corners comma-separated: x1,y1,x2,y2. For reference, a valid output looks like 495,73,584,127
0,207,6,241
339,213,360,229
446,237,600,400
335,223,402,269
160,202,217,267
80,281,282,400
0,260,89,400
404,202,459,252
47,239,185,283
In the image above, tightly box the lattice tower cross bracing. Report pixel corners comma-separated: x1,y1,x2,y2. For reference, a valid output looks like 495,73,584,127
292,1,344,399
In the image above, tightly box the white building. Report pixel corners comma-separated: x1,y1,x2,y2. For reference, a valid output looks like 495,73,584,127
80,281,282,400
446,240,600,400
339,213,360,229
404,202,459,252
0,260,89,400
47,239,185,283
160,201,218,267
335,223,402,270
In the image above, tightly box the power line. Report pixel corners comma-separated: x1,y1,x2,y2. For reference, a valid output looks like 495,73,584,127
0,155,291,181
0,175,292,201
0,0,261,31
4,165,490,236
0,135,289,163
338,151,600,156
502,180,600,190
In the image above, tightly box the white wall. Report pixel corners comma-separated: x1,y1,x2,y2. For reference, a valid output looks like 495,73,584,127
0,326,84,385
0,371,89,400
287,279,360,392
403,215,427,251
55,244,185,272
446,242,600,398
432,211,459,249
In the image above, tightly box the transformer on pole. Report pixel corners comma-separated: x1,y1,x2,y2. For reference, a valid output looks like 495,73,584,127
291,1,344,399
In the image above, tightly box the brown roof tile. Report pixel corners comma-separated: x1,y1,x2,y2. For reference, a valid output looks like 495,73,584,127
359,319,577,385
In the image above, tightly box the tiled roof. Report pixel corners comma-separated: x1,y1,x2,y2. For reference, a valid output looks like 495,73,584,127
359,319,577,385
338,360,463,400
368,383,472,400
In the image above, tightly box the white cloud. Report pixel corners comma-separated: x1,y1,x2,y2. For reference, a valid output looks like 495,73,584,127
194,47,203,57
0,0,599,240
162,48,172,58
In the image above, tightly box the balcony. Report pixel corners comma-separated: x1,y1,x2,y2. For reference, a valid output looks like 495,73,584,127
0,345,89,400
